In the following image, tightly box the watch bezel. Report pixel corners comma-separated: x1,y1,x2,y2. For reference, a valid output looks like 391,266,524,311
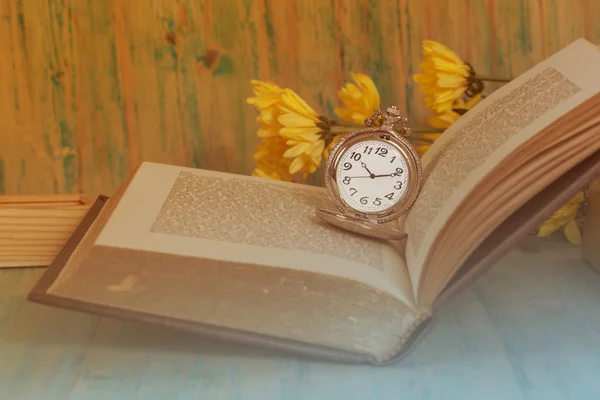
324,125,423,224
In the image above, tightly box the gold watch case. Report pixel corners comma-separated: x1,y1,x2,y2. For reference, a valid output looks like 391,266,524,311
323,106,423,225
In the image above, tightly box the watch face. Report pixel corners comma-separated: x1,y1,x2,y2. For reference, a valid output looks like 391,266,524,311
335,139,410,213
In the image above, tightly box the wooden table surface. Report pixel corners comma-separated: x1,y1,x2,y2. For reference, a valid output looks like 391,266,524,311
1,235,600,400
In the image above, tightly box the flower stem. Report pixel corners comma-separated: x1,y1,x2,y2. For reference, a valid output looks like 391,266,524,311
330,120,360,128
475,74,512,83
410,135,436,144
330,126,445,137
330,125,358,134
412,128,445,134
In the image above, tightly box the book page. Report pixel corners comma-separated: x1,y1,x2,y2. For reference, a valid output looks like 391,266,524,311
95,162,416,308
404,38,600,294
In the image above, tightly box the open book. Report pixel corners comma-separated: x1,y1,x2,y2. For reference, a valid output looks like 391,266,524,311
30,39,600,365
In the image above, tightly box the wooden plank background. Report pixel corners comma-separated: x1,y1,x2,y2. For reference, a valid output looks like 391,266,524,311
1,0,599,197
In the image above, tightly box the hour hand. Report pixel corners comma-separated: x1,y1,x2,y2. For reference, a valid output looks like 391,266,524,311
360,162,374,176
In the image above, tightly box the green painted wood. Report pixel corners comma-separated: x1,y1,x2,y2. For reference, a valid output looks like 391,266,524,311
1,0,599,196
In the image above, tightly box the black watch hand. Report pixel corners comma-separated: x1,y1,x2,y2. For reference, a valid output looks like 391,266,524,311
346,172,398,179
360,162,374,177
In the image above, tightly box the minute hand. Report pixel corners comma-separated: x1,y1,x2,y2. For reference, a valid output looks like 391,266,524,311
346,172,399,179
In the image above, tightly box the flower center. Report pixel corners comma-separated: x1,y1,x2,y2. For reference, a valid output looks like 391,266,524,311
465,62,485,97
317,117,334,146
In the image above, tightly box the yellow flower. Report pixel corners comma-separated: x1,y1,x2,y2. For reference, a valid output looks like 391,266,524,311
279,89,326,176
413,40,473,113
335,72,381,125
537,191,585,245
246,80,285,138
414,94,482,157
252,136,293,181
427,93,482,129
247,80,331,179
247,80,291,181
324,133,344,161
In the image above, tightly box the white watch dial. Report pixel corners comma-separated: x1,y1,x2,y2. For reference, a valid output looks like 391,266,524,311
336,139,410,213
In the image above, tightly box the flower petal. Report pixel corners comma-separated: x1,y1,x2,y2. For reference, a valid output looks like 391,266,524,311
537,219,563,237
278,112,319,128
280,89,319,120
289,156,307,174
335,72,380,124
280,128,322,142
564,220,582,245
436,72,468,88
423,40,465,65
283,142,313,158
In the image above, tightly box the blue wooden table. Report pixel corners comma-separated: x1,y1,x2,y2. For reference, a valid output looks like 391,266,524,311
1,236,600,400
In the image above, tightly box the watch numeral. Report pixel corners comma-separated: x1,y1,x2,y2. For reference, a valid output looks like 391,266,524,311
385,192,394,200
373,197,382,206
375,147,388,157
396,167,403,174
390,156,396,163
343,162,352,170
343,176,351,185
394,181,403,190
363,146,373,155
349,188,357,196
360,196,369,205
350,152,361,161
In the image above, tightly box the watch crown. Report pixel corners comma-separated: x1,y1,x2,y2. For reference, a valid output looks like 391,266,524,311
381,105,402,128
364,105,410,136
386,105,401,117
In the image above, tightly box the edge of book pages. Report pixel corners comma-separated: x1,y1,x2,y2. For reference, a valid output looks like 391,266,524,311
27,150,600,365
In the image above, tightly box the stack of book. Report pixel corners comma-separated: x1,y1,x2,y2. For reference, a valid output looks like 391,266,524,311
0,194,92,268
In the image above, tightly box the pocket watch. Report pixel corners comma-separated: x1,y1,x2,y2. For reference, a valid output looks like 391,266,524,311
317,106,423,240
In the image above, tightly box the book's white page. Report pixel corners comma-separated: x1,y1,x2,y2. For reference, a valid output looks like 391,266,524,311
404,38,600,295
95,162,416,307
